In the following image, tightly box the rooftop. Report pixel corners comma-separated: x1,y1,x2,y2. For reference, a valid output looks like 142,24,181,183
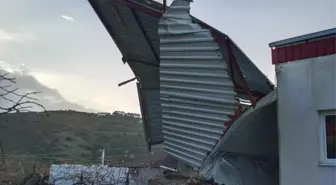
269,28,336,48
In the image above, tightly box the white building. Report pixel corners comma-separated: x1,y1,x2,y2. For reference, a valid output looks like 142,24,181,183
270,28,336,185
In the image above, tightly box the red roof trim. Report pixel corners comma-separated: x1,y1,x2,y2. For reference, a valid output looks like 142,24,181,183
271,36,336,65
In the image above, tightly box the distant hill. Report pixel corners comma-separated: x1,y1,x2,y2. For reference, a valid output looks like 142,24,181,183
0,66,98,113
0,110,163,166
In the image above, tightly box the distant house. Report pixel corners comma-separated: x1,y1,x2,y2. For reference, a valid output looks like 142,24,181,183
130,113,141,118
112,111,141,118
113,111,127,116
97,112,111,116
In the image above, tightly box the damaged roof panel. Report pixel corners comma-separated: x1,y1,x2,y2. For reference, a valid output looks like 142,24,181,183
88,0,274,151
159,0,239,168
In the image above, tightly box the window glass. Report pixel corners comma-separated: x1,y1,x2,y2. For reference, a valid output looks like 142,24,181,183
326,115,336,159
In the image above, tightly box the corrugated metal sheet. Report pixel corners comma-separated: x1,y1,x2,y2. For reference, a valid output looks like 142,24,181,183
158,0,239,168
107,4,157,64
207,90,277,159
137,83,162,146
142,88,162,143
200,155,279,185
88,0,274,159
88,0,274,92
89,0,163,149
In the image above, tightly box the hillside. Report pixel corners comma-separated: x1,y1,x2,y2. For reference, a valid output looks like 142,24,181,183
0,111,164,166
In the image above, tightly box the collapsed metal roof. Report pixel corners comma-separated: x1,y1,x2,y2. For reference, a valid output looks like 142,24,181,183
88,0,274,150
158,0,241,168
208,89,278,158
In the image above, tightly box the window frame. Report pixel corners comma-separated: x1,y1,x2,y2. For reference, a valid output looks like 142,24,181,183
319,110,336,166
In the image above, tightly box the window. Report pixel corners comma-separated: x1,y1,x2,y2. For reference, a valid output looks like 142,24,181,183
320,110,336,166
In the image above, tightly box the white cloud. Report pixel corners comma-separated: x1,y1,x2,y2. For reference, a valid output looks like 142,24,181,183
0,61,139,113
0,60,14,73
0,62,96,112
0,29,13,41
0,61,30,74
0,28,35,42
31,71,139,113
61,15,75,21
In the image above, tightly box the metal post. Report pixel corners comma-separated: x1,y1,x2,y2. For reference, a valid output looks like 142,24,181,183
101,149,105,165
118,77,137,87
163,0,167,11
0,142,4,164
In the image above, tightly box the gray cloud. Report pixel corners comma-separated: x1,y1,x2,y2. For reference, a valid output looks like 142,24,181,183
0,67,97,113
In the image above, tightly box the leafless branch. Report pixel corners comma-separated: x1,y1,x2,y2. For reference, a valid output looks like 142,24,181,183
0,73,15,83
0,73,47,115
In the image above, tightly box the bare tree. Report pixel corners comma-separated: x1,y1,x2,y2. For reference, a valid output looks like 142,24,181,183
0,72,47,115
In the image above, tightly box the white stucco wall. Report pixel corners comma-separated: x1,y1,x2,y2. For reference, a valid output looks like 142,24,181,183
276,54,336,185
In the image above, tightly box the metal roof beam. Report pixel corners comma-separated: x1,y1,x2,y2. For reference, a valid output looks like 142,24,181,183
130,8,160,63
136,82,151,152
235,87,265,99
123,57,159,67
224,37,256,107
118,77,137,87
88,0,125,56
114,0,162,17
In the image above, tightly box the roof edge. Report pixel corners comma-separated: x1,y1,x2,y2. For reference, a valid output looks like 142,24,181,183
269,28,336,48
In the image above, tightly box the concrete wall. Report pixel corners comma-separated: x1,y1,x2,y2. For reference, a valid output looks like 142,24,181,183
276,54,336,185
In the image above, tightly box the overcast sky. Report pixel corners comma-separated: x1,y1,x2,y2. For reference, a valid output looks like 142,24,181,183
0,0,335,113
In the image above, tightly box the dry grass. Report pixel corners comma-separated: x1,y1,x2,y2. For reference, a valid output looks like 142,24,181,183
0,111,148,166
0,155,47,185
